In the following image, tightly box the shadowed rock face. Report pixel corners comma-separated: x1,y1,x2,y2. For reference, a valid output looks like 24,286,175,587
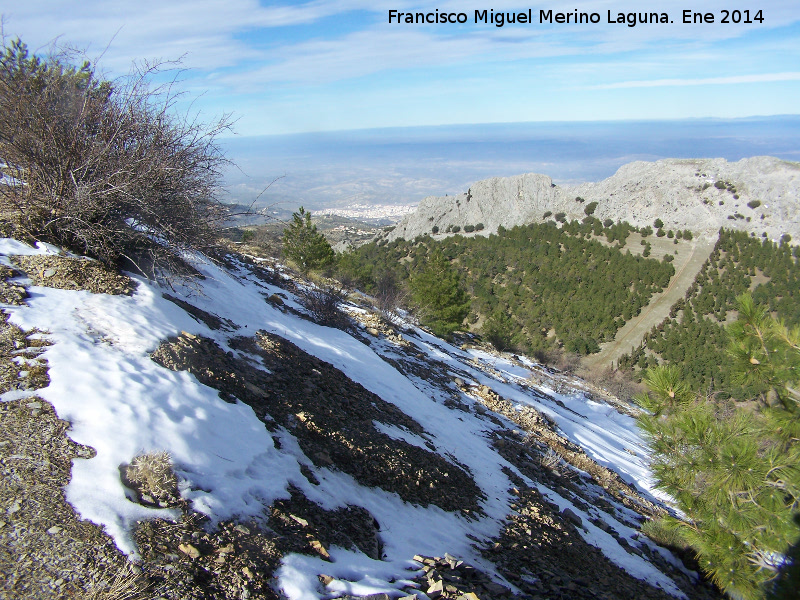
385,156,800,243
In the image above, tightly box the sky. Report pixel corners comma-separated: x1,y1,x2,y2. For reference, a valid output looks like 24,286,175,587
3,1,800,136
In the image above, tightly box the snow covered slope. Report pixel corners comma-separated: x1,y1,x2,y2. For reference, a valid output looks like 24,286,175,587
0,239,718,600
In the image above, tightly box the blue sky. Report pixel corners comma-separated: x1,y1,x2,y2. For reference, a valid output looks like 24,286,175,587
3,1,799,135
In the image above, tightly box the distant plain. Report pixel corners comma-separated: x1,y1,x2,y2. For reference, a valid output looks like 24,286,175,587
220,116,800,214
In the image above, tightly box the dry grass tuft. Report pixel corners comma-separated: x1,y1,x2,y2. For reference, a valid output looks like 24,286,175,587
640,517,689,551
124,451,178,503
84,561,148,600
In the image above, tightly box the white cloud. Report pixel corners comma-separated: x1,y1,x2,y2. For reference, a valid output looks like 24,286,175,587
589,72,800,89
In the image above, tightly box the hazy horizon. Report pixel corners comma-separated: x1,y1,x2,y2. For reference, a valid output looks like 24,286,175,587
219,115,800,213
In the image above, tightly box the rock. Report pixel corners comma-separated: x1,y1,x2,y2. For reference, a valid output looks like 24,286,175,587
318,574,334,585
289,514,308,526
386,157,800,243
426,580,444,598
26,401,42,410
314,451,334,466
561,507,583,528
178,543,201,559
42,269,56,278
267,293,284,306
310,539,330,559
46,525,62,534
234,524,250,535
483,582,509,595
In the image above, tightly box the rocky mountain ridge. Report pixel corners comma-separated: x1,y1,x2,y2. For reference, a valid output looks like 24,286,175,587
384,157,800,243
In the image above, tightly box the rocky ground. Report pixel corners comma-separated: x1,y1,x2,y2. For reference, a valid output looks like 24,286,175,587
0,252,725,600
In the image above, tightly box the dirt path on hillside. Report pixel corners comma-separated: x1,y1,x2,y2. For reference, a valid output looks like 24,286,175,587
581,237,715,373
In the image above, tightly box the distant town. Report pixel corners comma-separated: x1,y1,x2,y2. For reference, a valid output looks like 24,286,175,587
314,203,416,223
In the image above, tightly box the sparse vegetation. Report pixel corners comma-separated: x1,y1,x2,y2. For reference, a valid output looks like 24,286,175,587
299,284,349,329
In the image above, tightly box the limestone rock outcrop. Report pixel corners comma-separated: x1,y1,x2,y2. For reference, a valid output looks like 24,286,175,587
384,157,800,243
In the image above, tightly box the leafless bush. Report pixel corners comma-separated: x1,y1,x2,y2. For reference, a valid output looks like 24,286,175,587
586,366,643,401
539,447,562,470
0,39,231,278
532,346,581,374
299,285,350,329
374,270,408,315
538,447,577,480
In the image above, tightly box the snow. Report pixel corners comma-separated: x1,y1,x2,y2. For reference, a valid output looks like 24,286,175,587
0,239,690,598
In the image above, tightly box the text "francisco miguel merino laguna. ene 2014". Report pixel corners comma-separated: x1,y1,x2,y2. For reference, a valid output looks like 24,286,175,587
389,9,675,27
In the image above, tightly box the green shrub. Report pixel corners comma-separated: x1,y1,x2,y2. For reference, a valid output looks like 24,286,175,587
748,200,762,209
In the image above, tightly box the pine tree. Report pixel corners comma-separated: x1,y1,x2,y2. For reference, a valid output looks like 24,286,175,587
636,294,800,600
409,252,469,338
282,207,335,274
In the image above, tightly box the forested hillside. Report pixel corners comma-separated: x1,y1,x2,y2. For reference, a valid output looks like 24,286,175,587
339,218,676,354
619,229,800,399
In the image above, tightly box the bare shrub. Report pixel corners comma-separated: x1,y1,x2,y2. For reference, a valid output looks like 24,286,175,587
374,270,408,315
532,346,581,374
299,285,350,329
0,39,231,278
586,366,643,401
123,450,178,504
539,447,563,470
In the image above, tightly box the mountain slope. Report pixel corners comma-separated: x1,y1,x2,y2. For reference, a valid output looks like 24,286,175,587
385,156,800,243
0,239,722,600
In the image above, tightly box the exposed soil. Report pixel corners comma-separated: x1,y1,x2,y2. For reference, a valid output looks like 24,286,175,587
151,330,484,515
11,255,136,295
482,483,721,600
